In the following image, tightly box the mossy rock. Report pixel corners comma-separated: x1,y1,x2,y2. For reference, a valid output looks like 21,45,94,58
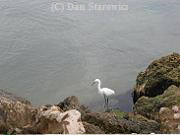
133,53,180,103
134,85,180,119
113,109,128,119
83,111,160,134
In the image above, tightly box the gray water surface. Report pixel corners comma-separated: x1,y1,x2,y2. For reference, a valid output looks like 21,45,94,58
0,0,180,112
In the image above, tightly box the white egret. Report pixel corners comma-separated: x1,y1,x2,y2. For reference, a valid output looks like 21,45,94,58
91,79,115,111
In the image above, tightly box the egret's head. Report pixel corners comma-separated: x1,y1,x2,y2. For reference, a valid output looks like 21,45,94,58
91,79,100,86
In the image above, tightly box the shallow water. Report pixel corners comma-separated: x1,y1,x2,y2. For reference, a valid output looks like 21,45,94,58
0,0,180,112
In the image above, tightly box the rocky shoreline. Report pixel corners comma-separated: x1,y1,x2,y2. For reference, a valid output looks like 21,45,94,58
0,53,179,134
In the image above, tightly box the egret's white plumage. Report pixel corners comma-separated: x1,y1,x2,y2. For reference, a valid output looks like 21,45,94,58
92,79,115,111
99,88,115,96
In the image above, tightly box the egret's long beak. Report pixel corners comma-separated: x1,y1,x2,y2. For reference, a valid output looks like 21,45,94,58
91,82,95,86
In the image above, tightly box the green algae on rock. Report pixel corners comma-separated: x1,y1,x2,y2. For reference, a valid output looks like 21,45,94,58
134,85,180,119
133,53,180,103
112,109,128,119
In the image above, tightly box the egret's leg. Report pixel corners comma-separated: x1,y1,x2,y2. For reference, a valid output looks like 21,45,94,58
105,96,107,111
107,97,109,111
106,96,108,109
103,94,106,109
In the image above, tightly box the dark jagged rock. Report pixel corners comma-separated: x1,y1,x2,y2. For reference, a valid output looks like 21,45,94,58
58,96,79,111
83,112,160,134
126,113,161,133
57,96,90,119
83,122,105,134
133,53,180,103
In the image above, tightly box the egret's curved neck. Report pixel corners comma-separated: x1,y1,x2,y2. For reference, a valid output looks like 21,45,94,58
97,81,101,91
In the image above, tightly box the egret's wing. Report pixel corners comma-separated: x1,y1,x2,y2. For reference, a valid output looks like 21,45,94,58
102,88,115,96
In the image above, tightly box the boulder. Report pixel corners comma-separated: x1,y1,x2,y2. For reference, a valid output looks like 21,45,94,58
58,96,79,111
83,122,105,134
134,85,180,133
133,53,180,103
134,85,180,118
159,105,180,133
33,106,85,134
16,106,85,134
0,89,36,133
0,91,85,134
57,96,90,119
83,111,160,134
127,113,160,133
